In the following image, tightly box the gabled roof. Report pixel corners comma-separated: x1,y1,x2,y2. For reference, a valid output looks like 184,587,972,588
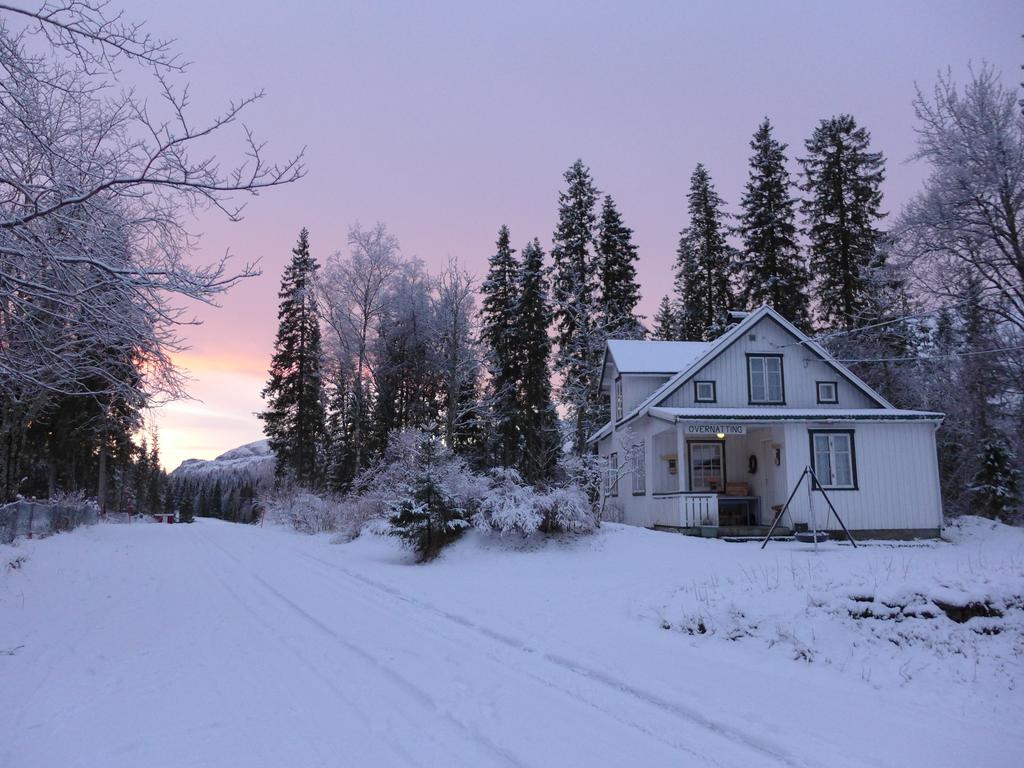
589,305,910,444
600,339,710,390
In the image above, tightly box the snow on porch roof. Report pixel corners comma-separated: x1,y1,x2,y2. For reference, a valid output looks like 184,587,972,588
605,339,711,375
648,407,945,423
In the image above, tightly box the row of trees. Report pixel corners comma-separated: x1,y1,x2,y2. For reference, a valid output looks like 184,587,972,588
653,114,884,341
260,156,652,498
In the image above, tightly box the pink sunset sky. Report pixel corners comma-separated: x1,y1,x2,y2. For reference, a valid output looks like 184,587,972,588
144,0,1022,471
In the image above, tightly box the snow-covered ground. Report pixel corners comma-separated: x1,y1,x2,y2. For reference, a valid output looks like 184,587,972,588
1,518,1021,767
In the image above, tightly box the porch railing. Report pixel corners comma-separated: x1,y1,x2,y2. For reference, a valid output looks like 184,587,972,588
653,493,719,528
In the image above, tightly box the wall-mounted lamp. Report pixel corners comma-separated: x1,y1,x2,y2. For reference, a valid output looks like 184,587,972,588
716,432,726,440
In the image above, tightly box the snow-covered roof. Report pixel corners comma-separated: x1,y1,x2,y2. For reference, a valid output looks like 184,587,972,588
649,407,944,423
605,339,710,375
589,305,921,444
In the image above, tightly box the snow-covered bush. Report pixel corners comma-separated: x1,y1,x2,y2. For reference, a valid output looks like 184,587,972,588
473,468,543,535
349,428,485,524
537,485,599,533
265,488,342,535
557,451,604,505
333,428,599,551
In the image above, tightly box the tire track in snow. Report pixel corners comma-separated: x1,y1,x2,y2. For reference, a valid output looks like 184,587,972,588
198,530,529,768
291,547,813,768
249,542,734,766
191,536,430,768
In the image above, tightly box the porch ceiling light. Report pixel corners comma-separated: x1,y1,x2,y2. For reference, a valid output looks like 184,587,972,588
716,431,726,440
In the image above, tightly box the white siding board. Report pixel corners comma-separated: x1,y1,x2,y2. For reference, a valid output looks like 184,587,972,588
657,316,878,410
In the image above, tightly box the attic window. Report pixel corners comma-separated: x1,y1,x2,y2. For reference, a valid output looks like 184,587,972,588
694,380,716,403
816,380,838,404
614,375,623,421
747,354,784,404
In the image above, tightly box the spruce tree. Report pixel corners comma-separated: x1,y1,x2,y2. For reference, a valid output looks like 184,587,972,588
737,118,810,327
388,436,467,561
259,228,327,488
596,195,644,339
479,225,522,467
674,164,734,341
970,439,1020,522
550,160,603,452
211,479,223,519
178,493,194,524
516,239,560,484
800,115,886,330
651,295,678,341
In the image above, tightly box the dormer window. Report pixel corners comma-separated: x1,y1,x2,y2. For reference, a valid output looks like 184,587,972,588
747,354,784,404
694,380,716,403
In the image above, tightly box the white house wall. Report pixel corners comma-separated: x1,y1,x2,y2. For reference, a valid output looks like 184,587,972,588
657,316,879,410
598,416,942,535
617,373,671,415
599,414,674,528
779,421,943,533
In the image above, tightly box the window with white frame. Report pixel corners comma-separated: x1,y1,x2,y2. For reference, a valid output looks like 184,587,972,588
614,376,623,421
694,380,716,403
810,430,857,489
632,441,646,495
816,380,838,404
748,355,784,404
688,442,724,492
607,452,619,496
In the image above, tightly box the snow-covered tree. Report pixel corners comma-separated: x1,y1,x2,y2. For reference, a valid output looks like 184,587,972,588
969,438,1020,522
800,115,886,331
317,223,401,480
260,229,327,488
516,239,561,484
434,260,482,456
736,119,810,327
674,164,735,341
899,67,1024,336
550,160,605,452
596,195,644,339
651,295,679,340
371,260,438,449
480,226,522,467
385,432,472,560
0,3,301,502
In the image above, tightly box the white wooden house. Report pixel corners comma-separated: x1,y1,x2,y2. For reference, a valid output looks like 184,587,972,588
590,306,944,539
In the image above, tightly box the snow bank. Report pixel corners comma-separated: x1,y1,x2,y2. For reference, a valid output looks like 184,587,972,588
654,516,1024,689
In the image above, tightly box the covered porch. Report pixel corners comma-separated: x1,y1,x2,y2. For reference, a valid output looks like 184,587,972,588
648,413,792,537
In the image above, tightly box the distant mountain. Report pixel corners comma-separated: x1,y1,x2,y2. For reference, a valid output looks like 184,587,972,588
171,440,275,483
169,440,276,522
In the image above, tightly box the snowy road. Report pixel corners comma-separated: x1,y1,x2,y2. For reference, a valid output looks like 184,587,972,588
2,519,1020,767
